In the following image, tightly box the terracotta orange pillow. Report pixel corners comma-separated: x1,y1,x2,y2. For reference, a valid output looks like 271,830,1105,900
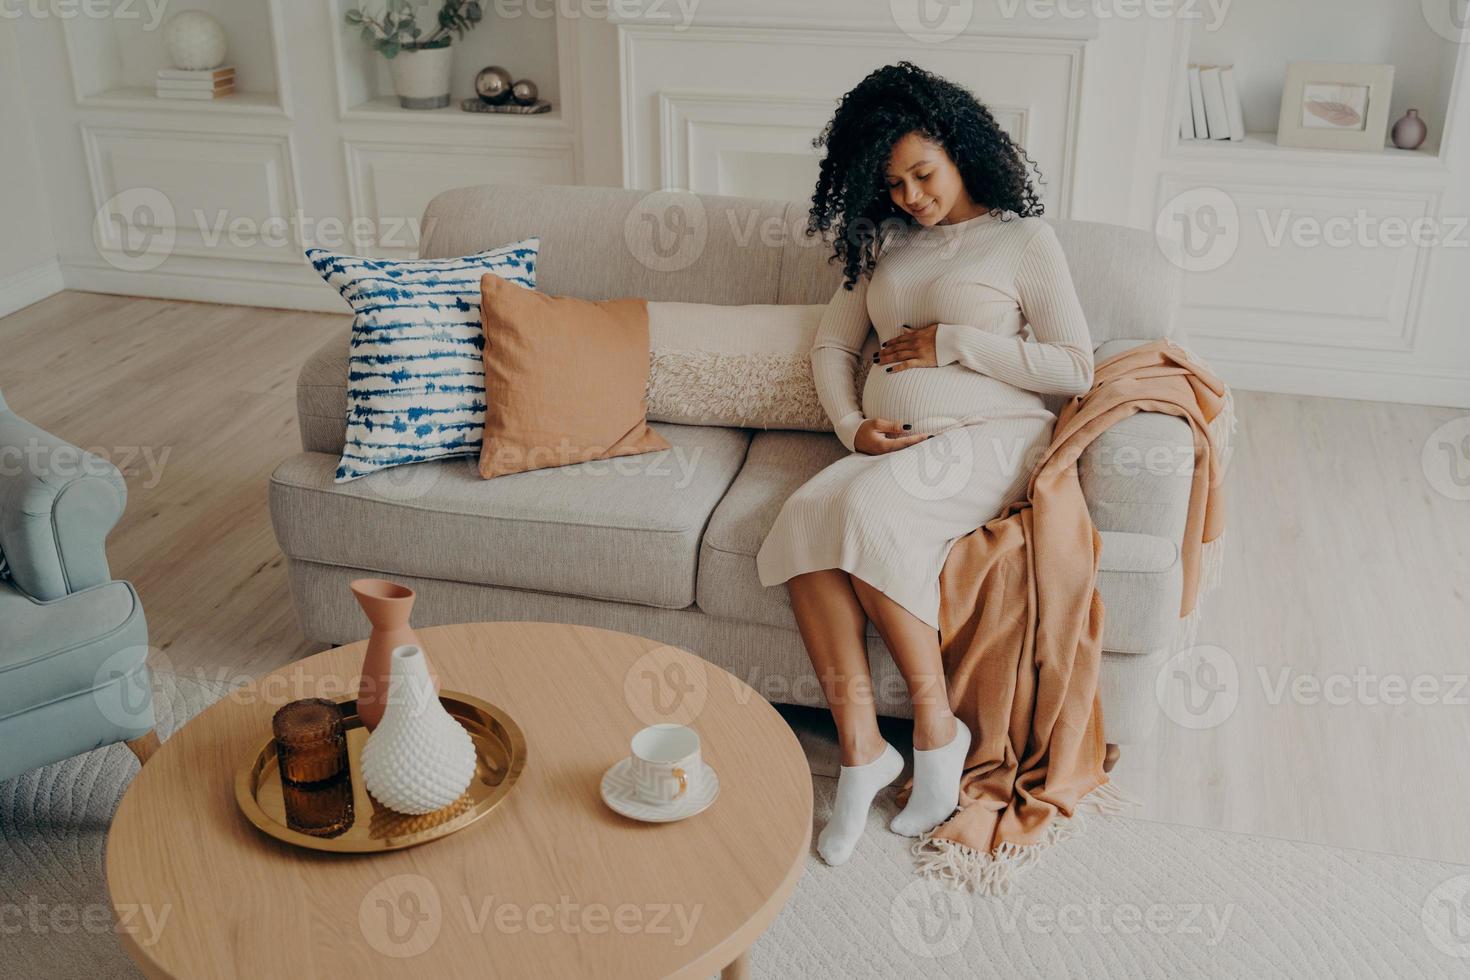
478,274,671,479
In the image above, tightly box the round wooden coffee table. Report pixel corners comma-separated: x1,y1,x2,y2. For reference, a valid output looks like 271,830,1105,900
107,622,813,979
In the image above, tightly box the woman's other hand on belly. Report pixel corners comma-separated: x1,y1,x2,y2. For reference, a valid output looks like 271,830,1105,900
854,417,933,455
874,322,940,373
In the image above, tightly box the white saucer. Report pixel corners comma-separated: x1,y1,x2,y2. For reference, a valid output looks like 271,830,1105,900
600,758,720,823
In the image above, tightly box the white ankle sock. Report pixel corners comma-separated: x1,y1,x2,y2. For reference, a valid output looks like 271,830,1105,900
817,742,903,866
889,719,971,838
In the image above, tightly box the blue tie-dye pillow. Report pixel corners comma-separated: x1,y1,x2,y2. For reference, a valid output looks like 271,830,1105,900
307,240,539,481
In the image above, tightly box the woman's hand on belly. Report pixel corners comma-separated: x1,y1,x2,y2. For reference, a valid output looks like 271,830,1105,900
874,322,939,373
853,417,933,455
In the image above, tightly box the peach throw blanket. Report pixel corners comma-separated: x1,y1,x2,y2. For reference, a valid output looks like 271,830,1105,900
901,339,1229,893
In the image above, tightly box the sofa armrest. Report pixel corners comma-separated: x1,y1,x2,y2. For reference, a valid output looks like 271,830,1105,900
1081,332,1235,551
298,328,350,455
1080,410,1194,542
0,409,126,601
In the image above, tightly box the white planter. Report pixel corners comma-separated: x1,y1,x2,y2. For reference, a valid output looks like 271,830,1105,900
360,644,477,814
388,45,454,109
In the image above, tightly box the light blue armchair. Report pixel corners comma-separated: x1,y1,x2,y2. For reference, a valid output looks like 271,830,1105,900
0,388,156,782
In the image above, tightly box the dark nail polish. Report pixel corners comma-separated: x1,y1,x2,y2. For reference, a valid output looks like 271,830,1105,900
902,424,911,430
885,366,892,372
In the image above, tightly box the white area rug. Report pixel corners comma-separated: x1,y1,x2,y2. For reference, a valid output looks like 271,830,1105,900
2,686,1467,979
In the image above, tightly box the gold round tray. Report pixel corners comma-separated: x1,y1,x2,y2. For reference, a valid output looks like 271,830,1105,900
234,690,526,853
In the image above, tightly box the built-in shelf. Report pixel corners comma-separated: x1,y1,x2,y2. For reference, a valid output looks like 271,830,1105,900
63,0,290,114
344,95,566,130
1171,130,1444,169
78,86,286,116
329,0,563,129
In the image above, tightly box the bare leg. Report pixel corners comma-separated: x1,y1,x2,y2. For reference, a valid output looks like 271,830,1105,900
846,576,957,750
786,568,886,766
787,568,905,865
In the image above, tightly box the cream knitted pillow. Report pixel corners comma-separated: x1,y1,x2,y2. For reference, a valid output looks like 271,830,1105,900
643,302,871,431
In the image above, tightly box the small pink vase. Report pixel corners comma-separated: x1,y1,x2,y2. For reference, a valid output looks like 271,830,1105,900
1391,109,1428,151
349,579,435,731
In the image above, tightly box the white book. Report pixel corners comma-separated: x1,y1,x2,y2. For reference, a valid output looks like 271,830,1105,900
156,67,234,81
156,78,232,91
1221,65,1246,141
156,87,234,100
1188,65,1209,139
1200,66,1231,140
1179,63,1196,140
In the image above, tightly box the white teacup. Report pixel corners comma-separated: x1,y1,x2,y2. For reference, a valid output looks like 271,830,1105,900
629,724,702,805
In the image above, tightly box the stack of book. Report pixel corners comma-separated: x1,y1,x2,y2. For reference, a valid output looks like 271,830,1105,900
1180,64,1246,142
155,67,235,101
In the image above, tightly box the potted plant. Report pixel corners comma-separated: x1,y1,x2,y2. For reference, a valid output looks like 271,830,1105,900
345,0,483,109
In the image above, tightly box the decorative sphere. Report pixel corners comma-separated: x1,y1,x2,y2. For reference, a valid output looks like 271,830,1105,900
510,78,538,106
163,11,228,71
474,65,513,104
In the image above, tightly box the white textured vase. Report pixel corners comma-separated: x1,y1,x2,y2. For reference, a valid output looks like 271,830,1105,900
388,46,454,109
360,644,477,815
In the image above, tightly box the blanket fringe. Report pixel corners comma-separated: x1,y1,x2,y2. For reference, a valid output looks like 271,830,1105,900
908,779,1142,896
911,815,1086,896
1077,778,1141,816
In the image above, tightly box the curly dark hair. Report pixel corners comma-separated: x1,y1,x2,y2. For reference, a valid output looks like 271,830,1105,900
808,61,1045,289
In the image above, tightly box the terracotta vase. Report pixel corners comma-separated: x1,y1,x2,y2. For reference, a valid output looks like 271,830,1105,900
349,578,435,731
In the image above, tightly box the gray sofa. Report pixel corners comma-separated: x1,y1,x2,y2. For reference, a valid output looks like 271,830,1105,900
269,183,1211,744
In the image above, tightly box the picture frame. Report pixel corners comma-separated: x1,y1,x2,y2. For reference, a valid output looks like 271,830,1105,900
1276,62,1396,151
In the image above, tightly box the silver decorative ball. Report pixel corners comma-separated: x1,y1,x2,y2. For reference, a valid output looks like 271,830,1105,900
163,11,227,71
475,65,513,105
511,78,538,106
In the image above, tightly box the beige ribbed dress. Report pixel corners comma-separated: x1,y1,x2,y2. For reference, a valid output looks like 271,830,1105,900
755,211,1094,631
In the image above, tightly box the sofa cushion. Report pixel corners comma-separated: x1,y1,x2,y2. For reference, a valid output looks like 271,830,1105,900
306,239,540,483
270,422,751,610
0,580,147,721
698,429,1183,655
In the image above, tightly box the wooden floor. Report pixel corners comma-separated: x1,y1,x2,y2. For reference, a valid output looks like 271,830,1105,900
4,291,1468,866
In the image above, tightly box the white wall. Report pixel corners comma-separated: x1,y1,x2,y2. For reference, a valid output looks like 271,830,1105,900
5,3,1470,407
0,19,62,317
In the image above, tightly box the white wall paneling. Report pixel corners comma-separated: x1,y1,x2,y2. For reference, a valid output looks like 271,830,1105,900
0,18,59,314
657,89,1028,201
344,140,576,258
84,126,304,265
619,25,1085,216
607,0,1101,40
1157,174,1440,353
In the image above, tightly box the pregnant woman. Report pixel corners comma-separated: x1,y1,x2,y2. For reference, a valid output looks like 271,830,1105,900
756,62,1095,866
